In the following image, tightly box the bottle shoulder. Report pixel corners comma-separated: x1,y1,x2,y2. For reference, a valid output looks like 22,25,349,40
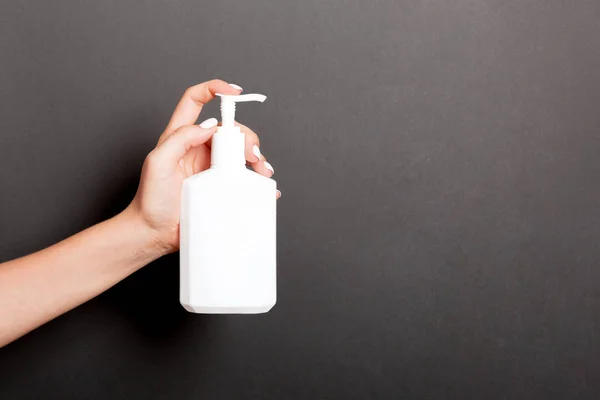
183,167,276,188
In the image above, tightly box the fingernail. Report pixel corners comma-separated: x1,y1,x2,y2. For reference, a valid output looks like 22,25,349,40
252,145,261,161
276,190,282,198
229,83,243,91
264,161,274,174
199,118,218,129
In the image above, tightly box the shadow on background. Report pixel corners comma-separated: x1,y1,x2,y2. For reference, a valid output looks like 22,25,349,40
0,113,224,398
82,120,212,345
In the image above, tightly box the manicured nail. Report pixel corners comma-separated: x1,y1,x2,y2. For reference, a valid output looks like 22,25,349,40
264,161,274,174
276,190,281,198
252,145,261,161
199,117,218,129
229,83,243,91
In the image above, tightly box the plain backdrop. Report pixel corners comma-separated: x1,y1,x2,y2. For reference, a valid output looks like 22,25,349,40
1,0,600,399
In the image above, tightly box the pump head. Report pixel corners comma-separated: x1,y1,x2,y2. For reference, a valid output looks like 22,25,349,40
210,92,267,168
216,93,267,128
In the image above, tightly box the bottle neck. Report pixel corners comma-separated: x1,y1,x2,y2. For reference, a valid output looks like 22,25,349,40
210,127,246,168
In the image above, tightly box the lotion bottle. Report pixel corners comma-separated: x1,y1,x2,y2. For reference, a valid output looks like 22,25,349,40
180,92,276,313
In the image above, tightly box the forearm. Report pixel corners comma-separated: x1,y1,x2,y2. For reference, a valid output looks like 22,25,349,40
0,208,164,347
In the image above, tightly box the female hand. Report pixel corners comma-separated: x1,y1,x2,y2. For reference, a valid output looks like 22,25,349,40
0,79,284,346
125,79,278,255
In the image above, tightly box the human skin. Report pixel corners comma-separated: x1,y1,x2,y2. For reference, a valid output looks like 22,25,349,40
0,79,279,347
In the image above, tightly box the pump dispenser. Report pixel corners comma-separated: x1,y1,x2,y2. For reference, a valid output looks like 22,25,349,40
210,94,267,167
180,91,276,314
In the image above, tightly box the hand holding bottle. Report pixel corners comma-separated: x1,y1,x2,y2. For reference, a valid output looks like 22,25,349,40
0,79,281,345
125,79,279,255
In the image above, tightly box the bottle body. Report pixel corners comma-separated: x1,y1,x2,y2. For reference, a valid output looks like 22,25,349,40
180,167,277,313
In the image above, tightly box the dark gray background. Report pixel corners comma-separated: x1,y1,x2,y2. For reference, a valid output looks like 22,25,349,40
1,0,600,398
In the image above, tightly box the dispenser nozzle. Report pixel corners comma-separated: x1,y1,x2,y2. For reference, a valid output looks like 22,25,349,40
216,93,267,128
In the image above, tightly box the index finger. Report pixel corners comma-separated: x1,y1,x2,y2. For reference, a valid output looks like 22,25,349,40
159,79,242,143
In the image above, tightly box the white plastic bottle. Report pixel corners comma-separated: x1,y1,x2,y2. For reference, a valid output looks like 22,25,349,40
180,92,277,314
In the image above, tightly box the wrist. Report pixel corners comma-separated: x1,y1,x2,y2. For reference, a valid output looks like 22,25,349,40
117,206,172,260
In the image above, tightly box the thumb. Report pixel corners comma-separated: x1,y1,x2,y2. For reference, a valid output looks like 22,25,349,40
154,118,218,165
